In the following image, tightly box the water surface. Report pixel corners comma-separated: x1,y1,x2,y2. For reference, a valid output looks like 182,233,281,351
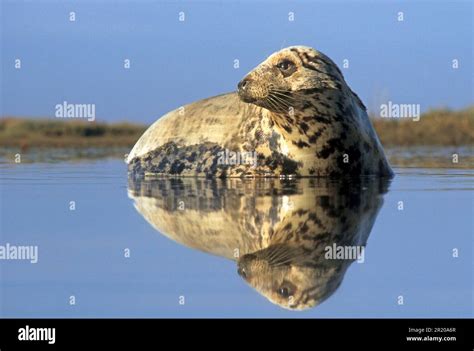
0,159,472,317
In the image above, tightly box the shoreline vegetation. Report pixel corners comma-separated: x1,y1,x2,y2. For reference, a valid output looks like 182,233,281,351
1,107,472,149
370,107,473,146
0,107,472,167
0,118,146,149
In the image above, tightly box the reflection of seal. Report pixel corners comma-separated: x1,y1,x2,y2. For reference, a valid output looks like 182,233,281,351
128,177,391,310
128,46,392,177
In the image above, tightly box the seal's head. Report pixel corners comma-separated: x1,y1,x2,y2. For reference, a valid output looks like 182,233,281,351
237,243,347,310
237,46,345,111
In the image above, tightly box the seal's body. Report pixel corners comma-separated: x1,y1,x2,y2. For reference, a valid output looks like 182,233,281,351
128,46,393,178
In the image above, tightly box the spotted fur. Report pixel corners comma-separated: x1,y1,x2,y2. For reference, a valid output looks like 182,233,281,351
128,46,393,178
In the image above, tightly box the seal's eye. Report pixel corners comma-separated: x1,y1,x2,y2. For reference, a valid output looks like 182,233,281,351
276,60,296,77
277,60,293,70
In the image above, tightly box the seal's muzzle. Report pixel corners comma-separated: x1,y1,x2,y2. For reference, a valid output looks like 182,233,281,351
237,78,257,103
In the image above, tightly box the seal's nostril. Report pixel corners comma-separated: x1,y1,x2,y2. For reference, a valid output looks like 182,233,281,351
238,79,248,90
237,267,247,278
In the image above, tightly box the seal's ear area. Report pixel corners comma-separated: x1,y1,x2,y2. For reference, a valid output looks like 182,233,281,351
286,46,345,82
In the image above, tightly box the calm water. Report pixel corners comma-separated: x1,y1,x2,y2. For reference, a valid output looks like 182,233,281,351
0,159,472,317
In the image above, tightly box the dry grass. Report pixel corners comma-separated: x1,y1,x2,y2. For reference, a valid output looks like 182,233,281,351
1,107,473,150
372,106,474,146
0,118,147,150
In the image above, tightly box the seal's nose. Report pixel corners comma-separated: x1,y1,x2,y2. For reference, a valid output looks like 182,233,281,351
237,253,258,281
237,78,257,103
238,78,249,91
237,266,247,279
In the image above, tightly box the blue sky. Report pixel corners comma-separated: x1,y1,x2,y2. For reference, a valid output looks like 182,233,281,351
1,0,473,123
